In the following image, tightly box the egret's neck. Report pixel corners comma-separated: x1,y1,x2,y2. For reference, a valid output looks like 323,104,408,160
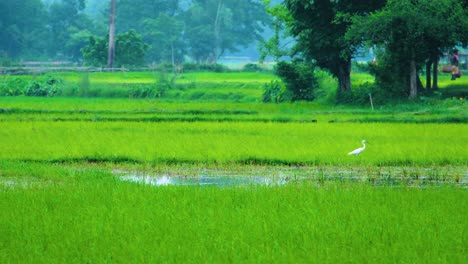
362,142,366,149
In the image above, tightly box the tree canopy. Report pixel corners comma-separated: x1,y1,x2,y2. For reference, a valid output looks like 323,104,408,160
347,0,468,98
262,0,467,100
266,0,386,93
1,0,269,64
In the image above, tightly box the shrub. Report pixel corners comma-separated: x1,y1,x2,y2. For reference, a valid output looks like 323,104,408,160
130,84,166,98
242,63,262,72
275,61,318,102
0,77,25,96
182,63,229,72
262,80,287,103
24,75,63,97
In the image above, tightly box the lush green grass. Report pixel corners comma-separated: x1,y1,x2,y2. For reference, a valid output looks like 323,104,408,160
0,162,466,263
0,97,466,166
0,97,466,123
0,71,467,263
0,120,466,166
1,71,280,101
2,70,466,100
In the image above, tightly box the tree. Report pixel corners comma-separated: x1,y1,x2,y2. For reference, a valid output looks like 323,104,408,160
107,0,116,68
82,30,149,67
348,0,468,98
141,14,185,65
113,0,184,64
283,0,386,93
48,0,93,59
275,61,318,101
114,0,181,33
65,28,93,61
184,0,270,63
0,0,48,58
258,0,293,62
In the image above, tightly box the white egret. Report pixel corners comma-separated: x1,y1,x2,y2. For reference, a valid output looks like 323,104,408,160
348,140,366,155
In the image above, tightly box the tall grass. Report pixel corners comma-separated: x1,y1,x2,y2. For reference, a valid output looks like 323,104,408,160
0,96,466,123
1,69,466,264
0,162,466,263
0,121,466,166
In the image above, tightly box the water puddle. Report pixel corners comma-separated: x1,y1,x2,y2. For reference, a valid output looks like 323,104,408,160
120,174,290,187
115,167,467,188
0,177,59,189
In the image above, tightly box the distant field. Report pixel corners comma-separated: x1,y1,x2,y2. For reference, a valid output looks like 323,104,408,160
1,70,466,100
55,71,279,84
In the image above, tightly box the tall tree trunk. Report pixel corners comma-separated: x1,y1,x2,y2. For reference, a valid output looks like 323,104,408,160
171,43,175,68
107,0,116,69
409,58,417,98
213,0,223,64
432,57,439,90
337,59,352,92
425,60,432,90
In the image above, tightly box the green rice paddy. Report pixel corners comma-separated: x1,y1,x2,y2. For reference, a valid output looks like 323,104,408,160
0,71,467,263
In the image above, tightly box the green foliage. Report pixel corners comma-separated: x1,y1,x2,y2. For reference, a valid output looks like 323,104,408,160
282,0,386,92
0,77,26,96
81,35,107,67
262,80,286,103
184,0,270,63
24,75,63,97
141,14,185,64
347,0,468,97
275,61,318,101
48,0,93,58
114,30,149,67
242,63,263,72
182,63,229,72
65,29,93,61
0,75,65,97
130,84,166,98
0,0,48,58
258,0,293,63
82,30,149,67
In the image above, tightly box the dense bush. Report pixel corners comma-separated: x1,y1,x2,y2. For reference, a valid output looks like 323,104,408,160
275,61,318,102
0,77,26,96
24,76,63,97
130,84,166,98
182,63,229,72
242,63,264,72
82,30,149,67
262,80,287,103
0,75,63,97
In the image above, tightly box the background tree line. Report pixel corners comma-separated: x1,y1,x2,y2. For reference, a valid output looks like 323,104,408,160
0,0,270,66
1,0,467,101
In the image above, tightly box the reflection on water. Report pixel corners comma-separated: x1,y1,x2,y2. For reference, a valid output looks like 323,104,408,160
120,174,290,187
